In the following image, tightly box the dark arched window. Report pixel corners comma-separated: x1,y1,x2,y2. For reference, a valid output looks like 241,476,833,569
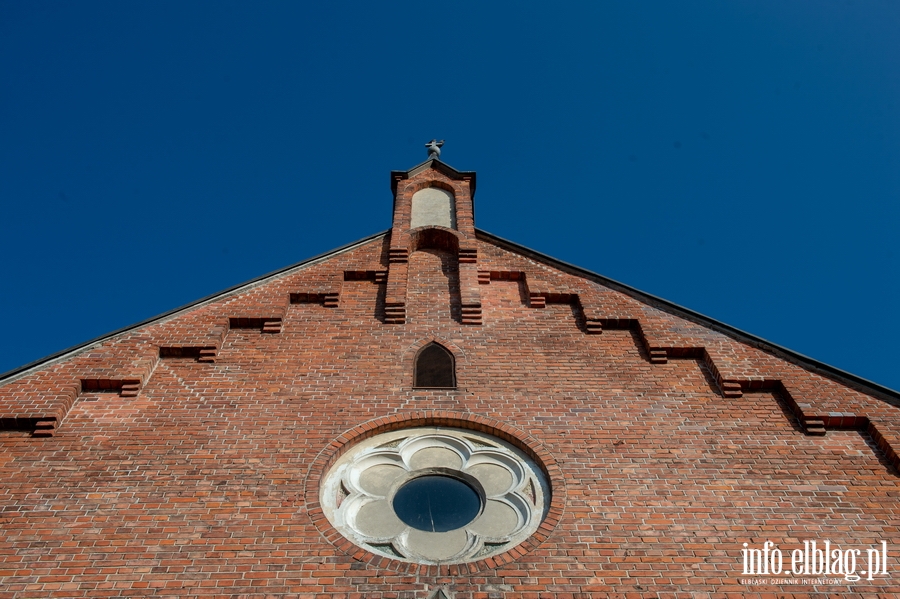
414,343,456,388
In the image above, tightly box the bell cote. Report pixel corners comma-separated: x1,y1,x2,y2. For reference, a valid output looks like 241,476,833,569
382,142,482,325
389,143,477,242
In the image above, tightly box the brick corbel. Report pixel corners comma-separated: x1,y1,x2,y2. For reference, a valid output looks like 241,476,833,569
458,246,481,325
159,322,228,363
226,299,288,335
78,353,159,400
384,261,408,324
290,291,340,308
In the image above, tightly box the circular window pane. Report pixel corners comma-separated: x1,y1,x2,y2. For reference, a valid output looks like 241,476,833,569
393,475,481,532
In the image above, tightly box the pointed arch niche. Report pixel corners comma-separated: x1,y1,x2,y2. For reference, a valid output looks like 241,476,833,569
410,186,456,230
414,342,456,388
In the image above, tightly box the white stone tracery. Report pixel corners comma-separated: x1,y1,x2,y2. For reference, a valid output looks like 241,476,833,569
320,427,549,564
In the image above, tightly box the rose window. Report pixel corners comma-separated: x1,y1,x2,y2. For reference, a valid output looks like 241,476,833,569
320,427,550,564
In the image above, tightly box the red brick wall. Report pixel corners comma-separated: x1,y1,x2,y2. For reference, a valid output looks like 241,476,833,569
2,165,899,597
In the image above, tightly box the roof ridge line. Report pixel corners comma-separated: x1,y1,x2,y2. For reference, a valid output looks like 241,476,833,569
0,230,389,384
475,227,900,403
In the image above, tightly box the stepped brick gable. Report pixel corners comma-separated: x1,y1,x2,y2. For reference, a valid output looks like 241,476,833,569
2,157,899,597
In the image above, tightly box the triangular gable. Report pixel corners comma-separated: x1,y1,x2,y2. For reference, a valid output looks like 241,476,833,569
2,158,898,473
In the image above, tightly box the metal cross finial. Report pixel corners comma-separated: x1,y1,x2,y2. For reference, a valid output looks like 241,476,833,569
425,139,444,160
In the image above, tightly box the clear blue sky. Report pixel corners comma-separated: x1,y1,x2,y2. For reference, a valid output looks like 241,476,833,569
2,2,898,391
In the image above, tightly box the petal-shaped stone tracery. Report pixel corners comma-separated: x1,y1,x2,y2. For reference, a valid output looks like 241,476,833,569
321,427,550,564
352,498,406,538
464,462,515,496
467,499,522,538
357,463,406,497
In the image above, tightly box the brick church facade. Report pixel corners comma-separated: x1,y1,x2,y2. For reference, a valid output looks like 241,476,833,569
2,153,900,597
